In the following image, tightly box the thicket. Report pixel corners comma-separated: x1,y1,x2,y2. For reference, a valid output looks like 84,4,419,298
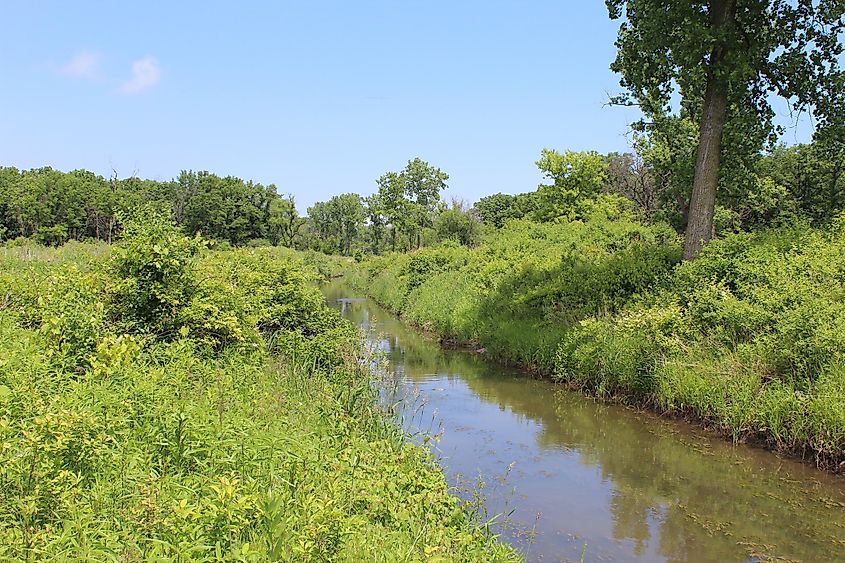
346,214,845,469
0,215,515,560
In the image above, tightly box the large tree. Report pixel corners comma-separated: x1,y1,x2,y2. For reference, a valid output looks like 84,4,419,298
268,194,304,247
399,158,449,249
307,193,365,255
376,158,449,251
607,0,845,258
375,171,408,252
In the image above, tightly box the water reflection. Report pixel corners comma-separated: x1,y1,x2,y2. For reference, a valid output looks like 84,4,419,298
325,283,845,562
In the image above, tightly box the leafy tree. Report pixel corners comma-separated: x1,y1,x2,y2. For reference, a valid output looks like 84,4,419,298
364,193,387,253
375,159,448,251
333,193,366,255
633,116,699,229
402,158,449,249
474,192,540,228
179,171,276,245
474,193,520,228
607,0,845,258
268,195,304,247
376,171,408,252
758,141,845,223
533,149,608,222
307,193,365,255
434,199,482,246
306,200,339,253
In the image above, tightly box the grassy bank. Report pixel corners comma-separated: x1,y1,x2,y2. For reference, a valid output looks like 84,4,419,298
0,215,516,560
346,217,845,470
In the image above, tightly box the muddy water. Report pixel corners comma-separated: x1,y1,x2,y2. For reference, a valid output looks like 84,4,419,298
324,283,845,562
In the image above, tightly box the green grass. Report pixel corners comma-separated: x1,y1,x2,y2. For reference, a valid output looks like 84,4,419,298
0,223,517,560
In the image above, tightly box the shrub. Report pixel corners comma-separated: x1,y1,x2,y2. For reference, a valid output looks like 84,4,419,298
109,208,206,339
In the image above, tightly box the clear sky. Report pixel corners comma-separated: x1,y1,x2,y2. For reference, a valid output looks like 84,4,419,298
0,1,813,210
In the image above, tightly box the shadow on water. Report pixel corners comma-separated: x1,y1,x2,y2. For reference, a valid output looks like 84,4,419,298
324,282,845,563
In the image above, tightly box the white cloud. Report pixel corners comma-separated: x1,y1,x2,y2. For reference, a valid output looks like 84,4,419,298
59,52,101,79
119,56,161,94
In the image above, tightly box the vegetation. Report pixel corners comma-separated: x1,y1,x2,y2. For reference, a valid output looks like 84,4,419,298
606,0,845,258
0,214,515,560
346,213,845,470
0,167,305,248
3,4,843,561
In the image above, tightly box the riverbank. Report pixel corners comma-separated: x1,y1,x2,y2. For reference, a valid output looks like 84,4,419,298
0,216,517,560
345,218,845,472
325,281,845,562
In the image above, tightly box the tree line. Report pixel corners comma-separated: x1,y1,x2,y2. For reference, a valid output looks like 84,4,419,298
0,168,302,247
2,134,843,254
304,136,844,256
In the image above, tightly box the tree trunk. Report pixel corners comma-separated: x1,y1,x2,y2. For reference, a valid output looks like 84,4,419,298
683,0,736,260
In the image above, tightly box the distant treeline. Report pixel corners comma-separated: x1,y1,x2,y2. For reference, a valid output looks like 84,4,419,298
1,136,842,252
0,168,301,247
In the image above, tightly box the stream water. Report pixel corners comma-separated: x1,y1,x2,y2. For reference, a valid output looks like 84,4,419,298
323,282,845,562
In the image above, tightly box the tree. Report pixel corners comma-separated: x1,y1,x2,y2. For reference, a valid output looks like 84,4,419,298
376,171,407,252
268,195,304,247
364,193,387,253
333,193,366,255
607,0,845,258
179,171,275,245
375,158,449,251
474,193,520,228
403,158,449,249
434,199,482,246
307,193,365,255
758,140,845,223
633,116,699,229
532,149,608,222
604,152,658,218
306,200,338,253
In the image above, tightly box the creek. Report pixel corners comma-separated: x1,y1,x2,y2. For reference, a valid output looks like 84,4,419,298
324,282,845,562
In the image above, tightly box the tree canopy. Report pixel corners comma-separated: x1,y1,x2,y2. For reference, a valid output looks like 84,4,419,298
607,0,845,258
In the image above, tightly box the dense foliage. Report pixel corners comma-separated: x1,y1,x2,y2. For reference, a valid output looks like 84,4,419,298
347,214,845,470
0,218,515,560
302,137,844,257
0,167,304,248
4,134,842,261
606,0,845,258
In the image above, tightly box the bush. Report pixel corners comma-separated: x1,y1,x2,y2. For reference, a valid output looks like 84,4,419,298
109,208,206,339
350,217,681,372
554,217,845,466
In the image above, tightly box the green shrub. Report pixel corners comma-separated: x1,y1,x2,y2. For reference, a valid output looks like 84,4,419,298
109,209,206,339
556,305,683,397
553,217,845,465
36,268,109,370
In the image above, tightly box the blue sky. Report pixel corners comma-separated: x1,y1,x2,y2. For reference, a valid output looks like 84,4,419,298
0,1,814,210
